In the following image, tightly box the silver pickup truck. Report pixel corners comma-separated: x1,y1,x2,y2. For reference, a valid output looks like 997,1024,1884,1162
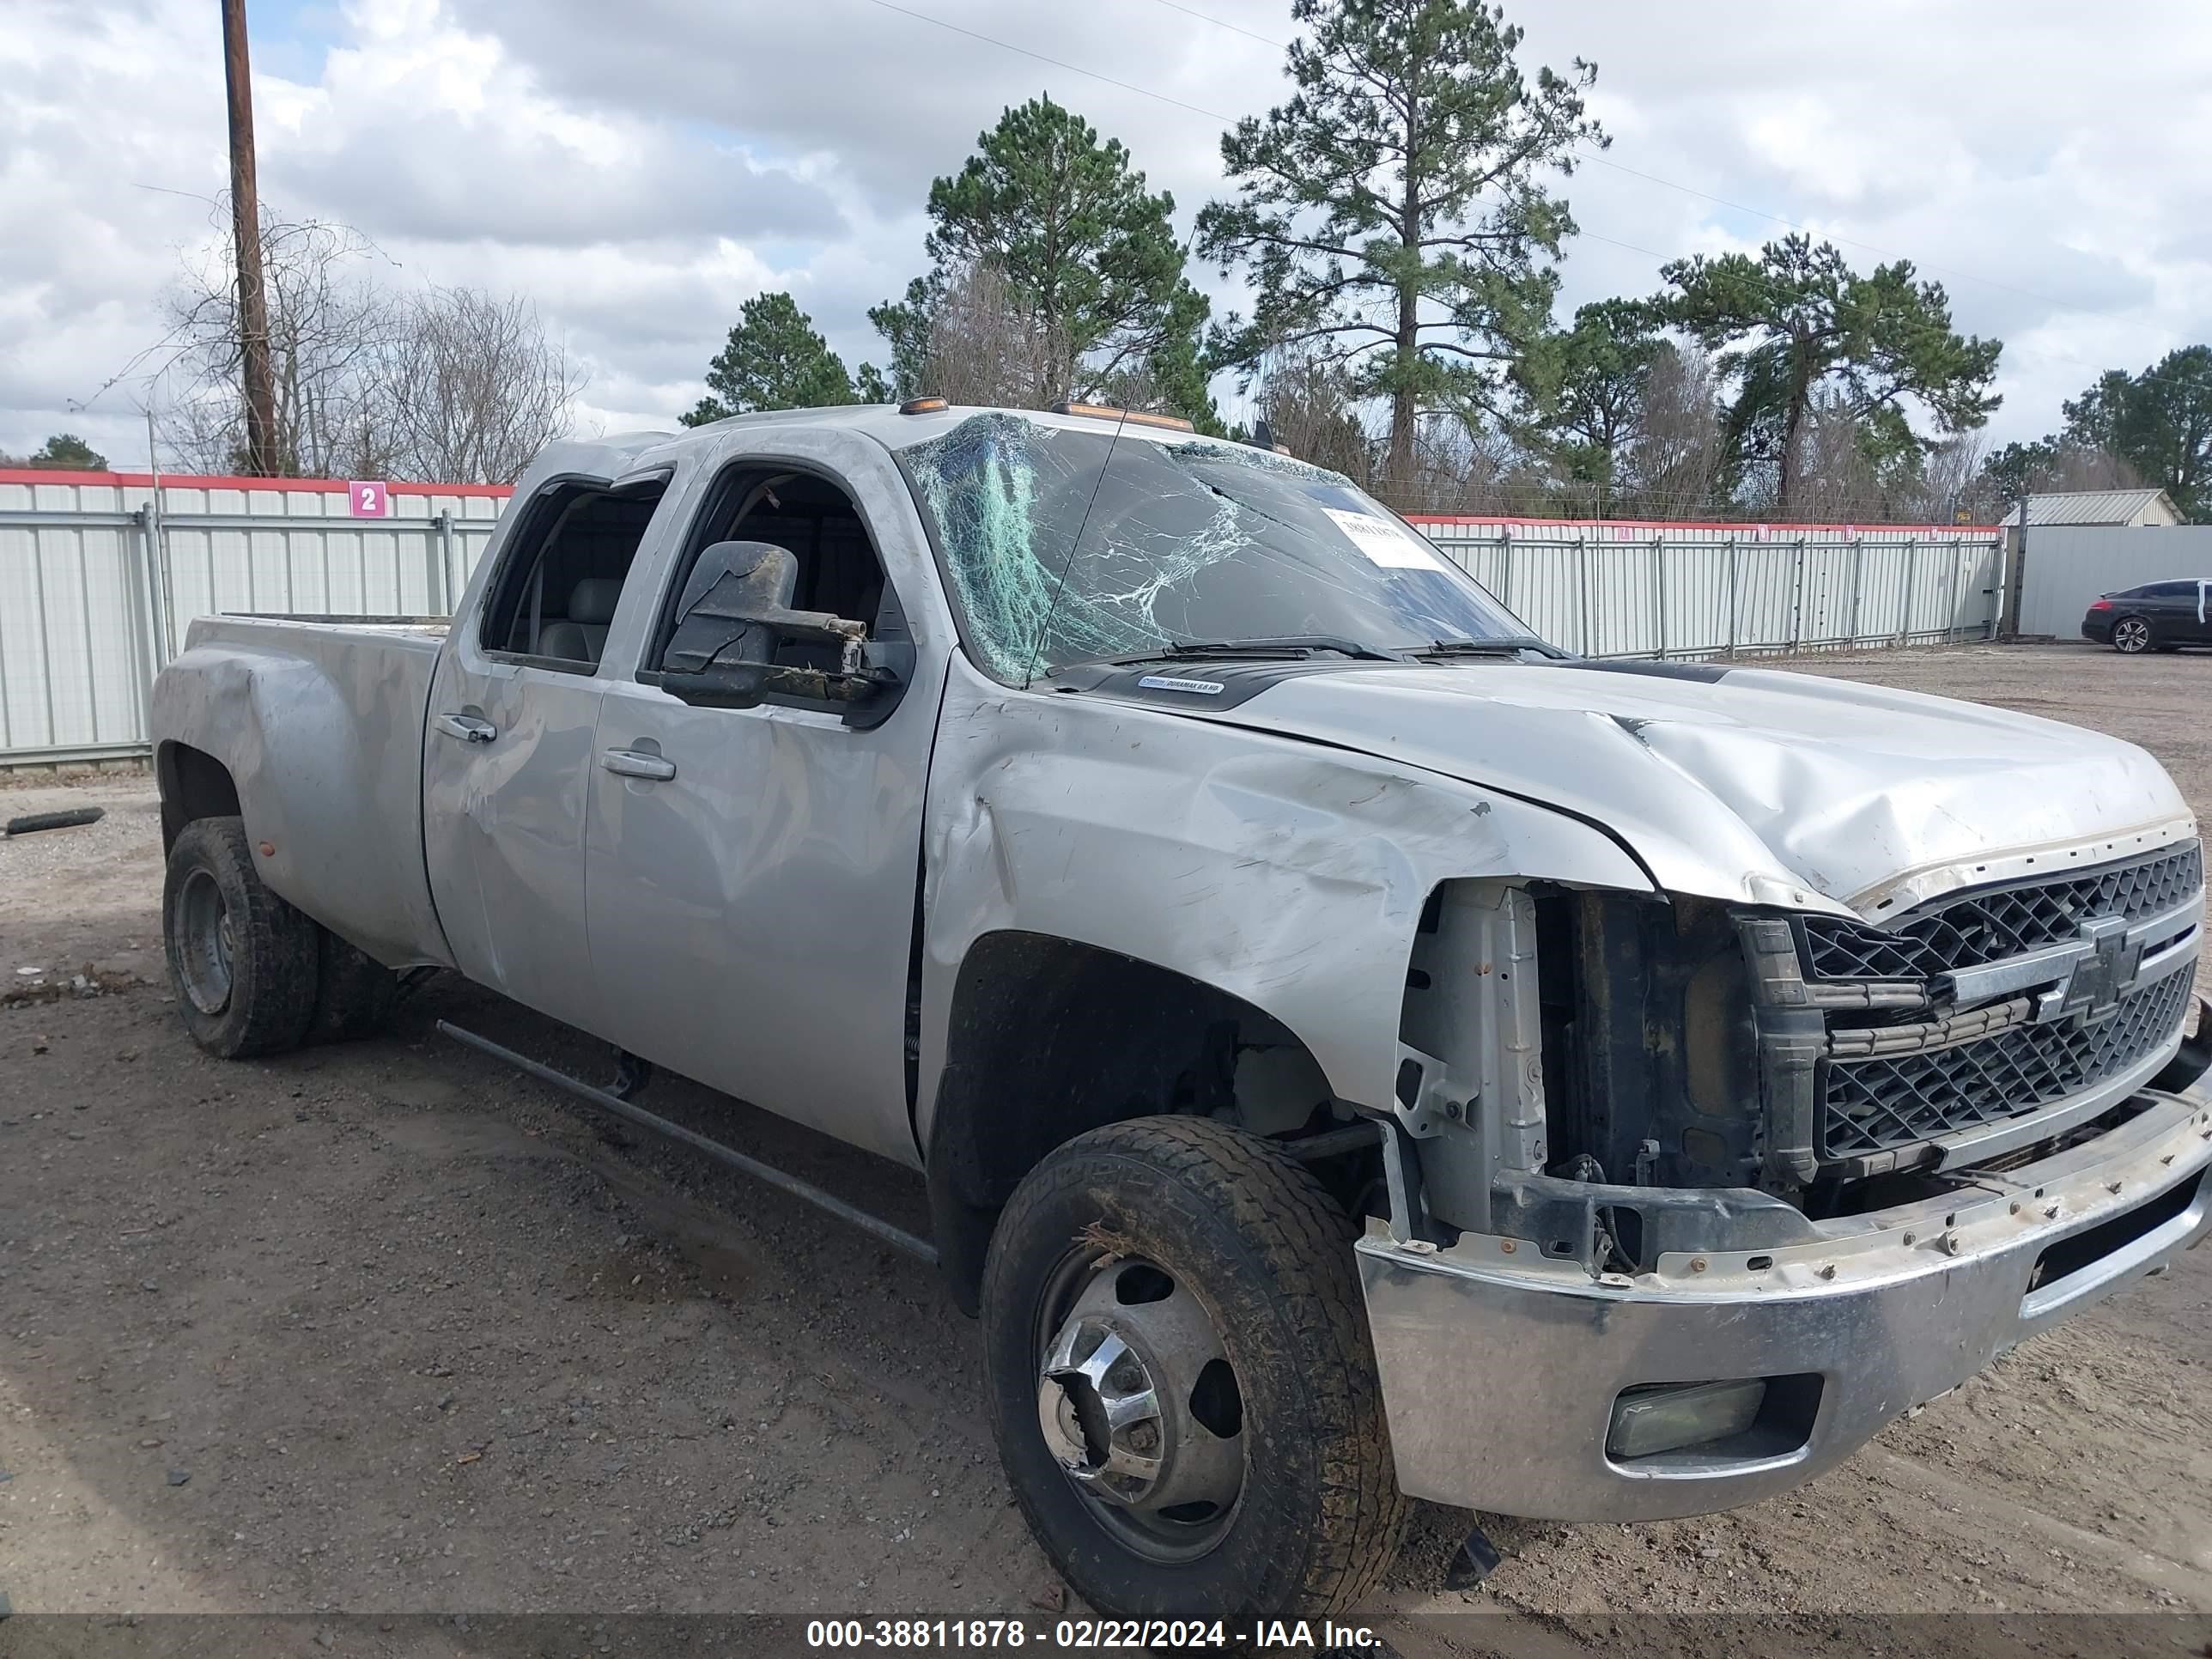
151,402,2210,1624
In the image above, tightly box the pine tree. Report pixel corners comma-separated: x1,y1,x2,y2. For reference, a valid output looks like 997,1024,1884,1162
1197,0,1600,497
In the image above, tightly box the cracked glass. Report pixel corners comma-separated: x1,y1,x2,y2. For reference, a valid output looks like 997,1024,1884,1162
899,413,1531,681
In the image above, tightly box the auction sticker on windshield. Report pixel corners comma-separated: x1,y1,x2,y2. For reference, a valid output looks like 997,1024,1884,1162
1322,505,1448,571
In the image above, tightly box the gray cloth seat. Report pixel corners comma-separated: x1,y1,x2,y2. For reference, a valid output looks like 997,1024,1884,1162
537,577,623,664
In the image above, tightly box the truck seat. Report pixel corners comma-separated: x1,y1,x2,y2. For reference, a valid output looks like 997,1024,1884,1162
538,578,622,664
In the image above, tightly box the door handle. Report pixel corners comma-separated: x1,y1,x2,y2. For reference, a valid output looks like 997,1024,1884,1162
433,712,497,744
601,748,677,781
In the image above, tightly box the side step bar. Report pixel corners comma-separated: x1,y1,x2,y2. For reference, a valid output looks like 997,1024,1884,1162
436,1019,940,1267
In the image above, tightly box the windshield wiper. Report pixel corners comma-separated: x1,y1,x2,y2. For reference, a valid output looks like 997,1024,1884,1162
1050,635,1405,674
1415,635,1564,659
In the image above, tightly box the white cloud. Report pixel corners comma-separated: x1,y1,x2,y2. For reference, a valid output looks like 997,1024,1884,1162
3,0,2209,471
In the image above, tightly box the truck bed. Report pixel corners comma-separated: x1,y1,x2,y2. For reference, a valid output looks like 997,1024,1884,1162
155,615,453,969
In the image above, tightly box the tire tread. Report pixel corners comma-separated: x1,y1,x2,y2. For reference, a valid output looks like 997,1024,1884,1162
983,1115,1407,1620
162,816,318,1058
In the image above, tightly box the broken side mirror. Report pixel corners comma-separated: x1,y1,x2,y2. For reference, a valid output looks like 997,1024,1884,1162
650,539,906,724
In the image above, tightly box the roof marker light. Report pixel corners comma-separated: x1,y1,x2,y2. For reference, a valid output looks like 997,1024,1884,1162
1048,400,1195,433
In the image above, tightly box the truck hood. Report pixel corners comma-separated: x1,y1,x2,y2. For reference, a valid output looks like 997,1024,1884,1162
1218,661,2194,916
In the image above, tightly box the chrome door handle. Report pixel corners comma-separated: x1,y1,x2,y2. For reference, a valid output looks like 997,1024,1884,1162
601,748,677,781
433,712,497,744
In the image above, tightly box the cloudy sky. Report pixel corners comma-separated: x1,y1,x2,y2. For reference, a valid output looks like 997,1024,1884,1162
3,0,2208,472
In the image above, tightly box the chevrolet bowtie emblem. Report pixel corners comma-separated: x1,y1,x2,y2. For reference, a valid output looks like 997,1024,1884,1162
2040,915,2142,1026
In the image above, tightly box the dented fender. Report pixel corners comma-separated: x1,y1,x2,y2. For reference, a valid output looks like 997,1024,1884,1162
915,653,1651,1142
151,617,453,969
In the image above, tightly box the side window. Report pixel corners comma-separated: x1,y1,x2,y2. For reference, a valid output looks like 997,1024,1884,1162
642,466,908,681
477,479,668,672
2142,580,2196,599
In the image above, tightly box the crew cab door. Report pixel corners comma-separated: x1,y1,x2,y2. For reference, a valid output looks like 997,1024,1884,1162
422,448,674,1032
582,428,951,1167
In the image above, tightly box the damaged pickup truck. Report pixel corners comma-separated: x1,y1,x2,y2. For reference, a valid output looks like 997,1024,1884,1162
150,401,2211,1623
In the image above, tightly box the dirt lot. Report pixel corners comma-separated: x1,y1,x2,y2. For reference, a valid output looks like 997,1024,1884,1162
3,641,2209,1650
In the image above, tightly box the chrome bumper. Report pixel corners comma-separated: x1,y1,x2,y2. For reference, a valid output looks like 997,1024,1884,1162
1357,1089,2212,1522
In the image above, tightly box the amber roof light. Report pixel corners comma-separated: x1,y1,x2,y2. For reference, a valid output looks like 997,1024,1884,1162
1048,400,1194,433
899,397,949,414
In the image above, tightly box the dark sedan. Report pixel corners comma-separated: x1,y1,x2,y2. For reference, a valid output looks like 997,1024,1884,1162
2083,577,2212,652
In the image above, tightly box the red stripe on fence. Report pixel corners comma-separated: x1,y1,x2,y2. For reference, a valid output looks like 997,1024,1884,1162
1404,513,2001,534
0,467,517,498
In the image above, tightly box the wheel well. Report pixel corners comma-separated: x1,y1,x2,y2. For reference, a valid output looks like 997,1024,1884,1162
925,931,1340,1313
156,742,240,853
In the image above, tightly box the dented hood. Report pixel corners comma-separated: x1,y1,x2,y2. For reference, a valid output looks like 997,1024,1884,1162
1218,661,2195,916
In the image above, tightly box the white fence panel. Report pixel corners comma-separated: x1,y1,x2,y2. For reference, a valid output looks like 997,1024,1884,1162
0,476,2003,767
1419,520,2002,660
0,473,508,763
2013,525,2212,638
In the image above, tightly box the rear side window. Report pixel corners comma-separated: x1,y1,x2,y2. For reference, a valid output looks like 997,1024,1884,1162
478,481,667,671
2142,580,2198,598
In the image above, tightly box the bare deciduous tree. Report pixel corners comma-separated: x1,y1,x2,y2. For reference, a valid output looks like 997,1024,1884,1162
161,204,582,483
378,288,583,484
921,260,1065,410
1623,343,1723,518
1256,354,1376,483
166,214,396,476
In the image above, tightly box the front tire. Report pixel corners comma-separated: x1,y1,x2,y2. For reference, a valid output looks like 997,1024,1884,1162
161,817,319,1058
2111,614,2154,653
981,1116,1406,1624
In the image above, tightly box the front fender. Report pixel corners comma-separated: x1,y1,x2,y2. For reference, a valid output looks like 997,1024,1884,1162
915,656,1651,1145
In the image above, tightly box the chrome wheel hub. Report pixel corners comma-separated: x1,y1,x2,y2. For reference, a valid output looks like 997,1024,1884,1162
176,867,234,1015
1036,1255,1245,1559
2116,617,2151,652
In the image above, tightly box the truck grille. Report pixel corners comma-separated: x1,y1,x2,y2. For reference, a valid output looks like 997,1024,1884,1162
1821,969,2192,1158
1802,840,2203,982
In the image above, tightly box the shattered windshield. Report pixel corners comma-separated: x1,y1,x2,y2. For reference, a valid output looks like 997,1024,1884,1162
897,412,1533,682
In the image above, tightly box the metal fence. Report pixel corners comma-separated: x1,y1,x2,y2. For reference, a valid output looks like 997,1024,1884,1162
0,472,507,764
0,470,2004,768
1414,519,2005,660
2009,523,2212,639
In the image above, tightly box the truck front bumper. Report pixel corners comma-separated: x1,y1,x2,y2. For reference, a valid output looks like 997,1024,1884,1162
1357,1089,2212,1522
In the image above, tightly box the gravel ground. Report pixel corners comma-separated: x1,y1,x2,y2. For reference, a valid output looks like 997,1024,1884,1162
2,641,2209,1651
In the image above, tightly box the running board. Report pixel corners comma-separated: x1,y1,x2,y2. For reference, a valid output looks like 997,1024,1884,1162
436,1019,940,1267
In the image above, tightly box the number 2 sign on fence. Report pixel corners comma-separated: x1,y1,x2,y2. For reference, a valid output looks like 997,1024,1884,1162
348,480,390,519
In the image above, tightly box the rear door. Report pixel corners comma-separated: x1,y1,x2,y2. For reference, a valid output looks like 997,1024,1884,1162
580,425,952,1167
422,444,676,1033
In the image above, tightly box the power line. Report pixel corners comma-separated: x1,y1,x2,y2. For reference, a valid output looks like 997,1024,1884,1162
856,0,1235,121
1141,0,1285,49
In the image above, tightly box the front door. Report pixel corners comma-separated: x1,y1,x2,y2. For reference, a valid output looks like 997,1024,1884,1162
2136,580,2202,645
581,432,949,1167
422,451,673,1034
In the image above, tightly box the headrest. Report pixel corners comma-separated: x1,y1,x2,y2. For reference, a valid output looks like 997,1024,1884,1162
568,578,623,625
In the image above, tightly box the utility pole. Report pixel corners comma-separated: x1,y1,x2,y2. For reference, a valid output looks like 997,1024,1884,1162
222,0,278,476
